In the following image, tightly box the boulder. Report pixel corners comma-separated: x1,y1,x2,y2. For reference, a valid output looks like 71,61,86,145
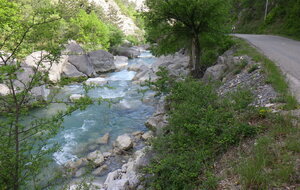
62,62,87,78
92,164,108,176
112,47,141,59
96,133,110,145
203,64,228,81
24,51,66,83
114,56,128,70
69,94,85,101
85,77,108,86
31,85,50,101
88,50,116,73
114,134,133,152
65,41,95,77
0,84,10,96
75,167,87,178
87,150,105,167
142,131,153,141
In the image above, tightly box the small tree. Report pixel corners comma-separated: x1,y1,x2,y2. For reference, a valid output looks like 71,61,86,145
0,0,95,189
144,0,230,77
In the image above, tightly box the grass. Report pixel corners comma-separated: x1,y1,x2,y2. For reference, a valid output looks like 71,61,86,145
236,114,300,189
233,38,299,110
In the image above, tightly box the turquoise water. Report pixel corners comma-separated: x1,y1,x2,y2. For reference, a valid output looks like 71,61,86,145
42,51,157,165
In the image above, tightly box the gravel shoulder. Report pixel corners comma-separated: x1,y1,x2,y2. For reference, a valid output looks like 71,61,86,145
233,34,300,102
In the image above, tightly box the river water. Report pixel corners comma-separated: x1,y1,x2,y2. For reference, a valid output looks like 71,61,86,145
31,51,157,186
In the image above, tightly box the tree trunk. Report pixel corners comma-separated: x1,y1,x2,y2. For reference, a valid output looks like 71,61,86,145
190,34,203,78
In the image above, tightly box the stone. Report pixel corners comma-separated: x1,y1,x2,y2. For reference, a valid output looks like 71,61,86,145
87,150,105,167
112,46,141,59
30,85,50,101
88,50,116,73
203,64,228,81
85,77,108,86
142,131,153,141
127,63,149,72
114,134,133,151
103,152,112,158
75,167,87,178
132,131,144,137
24,51,66,83
66,158,88,170
114,56,128,70
0,84,10,96
62,62,87,78
69,94,85,101
65,41,95,77
92,164,108,176
96,133,110,145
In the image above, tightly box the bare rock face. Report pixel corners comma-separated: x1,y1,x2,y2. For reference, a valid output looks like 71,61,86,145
114,134,133,152
88,50,116,74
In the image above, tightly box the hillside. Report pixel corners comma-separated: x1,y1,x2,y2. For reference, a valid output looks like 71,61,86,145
232,0,300,39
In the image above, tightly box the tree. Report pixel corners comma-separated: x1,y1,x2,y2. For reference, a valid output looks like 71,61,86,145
0,0,95,189
144,0,230,77
70,9,110,51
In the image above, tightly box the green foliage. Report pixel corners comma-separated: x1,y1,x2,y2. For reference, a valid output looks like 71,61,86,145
70,9,110,51
107,24,125,48
144,78,258,189
144,0,231,76
232,0,300,39
0,1,99,189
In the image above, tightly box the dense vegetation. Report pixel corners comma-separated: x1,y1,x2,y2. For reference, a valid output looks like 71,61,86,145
232,0,300,39
144,0,232,77
143,72,260,189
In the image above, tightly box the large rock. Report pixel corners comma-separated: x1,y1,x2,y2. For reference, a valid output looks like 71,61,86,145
104,148,149,190
0,84,10,96
24,51,66,83
203,64,227,81
92,164,108,176
112,47,141,59
88,50,116,73
62,62,87,78
65,41,95,77
114,134,133,152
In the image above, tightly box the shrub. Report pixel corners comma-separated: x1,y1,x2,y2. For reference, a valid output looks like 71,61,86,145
143,78,257,189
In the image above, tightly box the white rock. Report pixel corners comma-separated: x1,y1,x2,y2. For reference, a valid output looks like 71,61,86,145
69,94,85,101
142,131,154,141
87,150,105,167
85,77,107,85
92,164,108,176
114,134,133,151
0,84,10,96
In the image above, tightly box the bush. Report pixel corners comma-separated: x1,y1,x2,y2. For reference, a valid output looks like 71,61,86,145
143,78,258,189
107,24,124,48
